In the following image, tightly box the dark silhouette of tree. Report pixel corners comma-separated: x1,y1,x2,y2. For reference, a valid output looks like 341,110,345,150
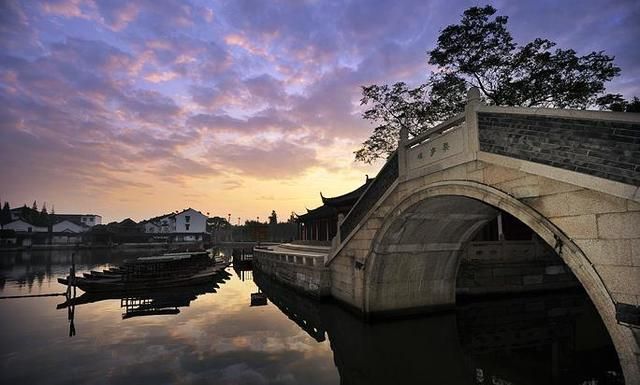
269,210,278,225
356,5,623,163
0,201,11,225
597,94,640,112
207,216,230,233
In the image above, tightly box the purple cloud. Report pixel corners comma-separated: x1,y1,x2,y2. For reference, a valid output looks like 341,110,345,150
1,0,638,219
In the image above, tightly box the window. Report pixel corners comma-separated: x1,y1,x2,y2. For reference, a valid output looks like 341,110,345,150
89,217,94,222
185,215,191,223
185,224,190,231
28,227,32,233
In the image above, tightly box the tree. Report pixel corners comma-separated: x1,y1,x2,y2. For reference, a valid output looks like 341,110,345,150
0,201,11,225
356,5,622,163
597,94,640,112
268,210,278,225
32,200,38,211
207,216,230,232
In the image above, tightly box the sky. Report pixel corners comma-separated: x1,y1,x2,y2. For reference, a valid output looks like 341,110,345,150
1,0,639,223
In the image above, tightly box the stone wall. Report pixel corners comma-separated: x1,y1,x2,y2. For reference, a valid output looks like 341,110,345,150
253,249,331,297
477,112,640,186
457,240,579,295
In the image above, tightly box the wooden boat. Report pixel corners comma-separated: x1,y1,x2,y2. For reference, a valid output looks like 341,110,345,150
58,251,229,293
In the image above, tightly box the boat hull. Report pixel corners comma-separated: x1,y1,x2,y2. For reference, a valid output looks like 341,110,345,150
58,263,229,293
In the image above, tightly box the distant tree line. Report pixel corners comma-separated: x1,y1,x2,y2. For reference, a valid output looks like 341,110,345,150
215,210,297,242
0,200,54,227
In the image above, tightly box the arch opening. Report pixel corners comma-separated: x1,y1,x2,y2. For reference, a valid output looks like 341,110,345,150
364,190,630,382
455,209,579,297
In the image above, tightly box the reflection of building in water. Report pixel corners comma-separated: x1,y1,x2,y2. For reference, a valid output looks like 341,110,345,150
254,271,622,385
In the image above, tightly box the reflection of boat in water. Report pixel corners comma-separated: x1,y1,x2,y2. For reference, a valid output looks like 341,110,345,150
57,270,232,319
57,251,229,293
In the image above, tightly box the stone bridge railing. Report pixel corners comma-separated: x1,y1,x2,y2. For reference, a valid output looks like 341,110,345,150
335,96,476,247
339,152,398,240
334,88,640,254
254,246,328,267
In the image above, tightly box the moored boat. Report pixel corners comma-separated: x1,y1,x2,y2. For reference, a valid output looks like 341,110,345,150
58,251,229,293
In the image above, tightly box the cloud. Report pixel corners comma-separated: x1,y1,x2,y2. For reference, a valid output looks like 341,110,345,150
2,0,639,220
144,71,178,83
211,141,318,179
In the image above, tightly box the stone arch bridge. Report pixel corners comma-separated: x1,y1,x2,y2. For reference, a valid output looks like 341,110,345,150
256,89,640,381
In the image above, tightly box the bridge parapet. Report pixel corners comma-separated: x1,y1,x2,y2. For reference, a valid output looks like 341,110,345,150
478,106,640,190
332,88,640,267
339,152,398,242
403,114,471,178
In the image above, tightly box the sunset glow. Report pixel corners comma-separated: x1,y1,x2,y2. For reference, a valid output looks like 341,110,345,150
1,0,638,222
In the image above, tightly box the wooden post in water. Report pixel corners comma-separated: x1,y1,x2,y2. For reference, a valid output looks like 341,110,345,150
67,252,77,337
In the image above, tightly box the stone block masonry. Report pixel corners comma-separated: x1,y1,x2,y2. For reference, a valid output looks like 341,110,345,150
477,112,640,186
253,244,331,298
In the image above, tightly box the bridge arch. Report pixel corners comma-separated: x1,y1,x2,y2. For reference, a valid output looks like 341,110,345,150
364,180,638,380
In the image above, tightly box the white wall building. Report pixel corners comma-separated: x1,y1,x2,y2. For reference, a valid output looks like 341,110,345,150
78,214,102,227
142,208,207,236
52,220,86,233
4,220,47,233
174,208,207,233
159,216,175,233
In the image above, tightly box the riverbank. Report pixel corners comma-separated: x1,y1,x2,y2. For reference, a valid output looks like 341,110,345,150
0,240,284,253
0,241,206,253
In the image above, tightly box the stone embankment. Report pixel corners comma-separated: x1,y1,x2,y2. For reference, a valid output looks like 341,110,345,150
253,243,331,297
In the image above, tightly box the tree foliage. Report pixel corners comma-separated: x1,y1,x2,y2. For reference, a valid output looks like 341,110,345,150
356,5,624,163
0,202,11,225
597,94,640,112
207,216,231,232
268,210,278,225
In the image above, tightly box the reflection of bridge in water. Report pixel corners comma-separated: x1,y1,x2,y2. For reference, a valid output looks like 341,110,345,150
254,270,622,385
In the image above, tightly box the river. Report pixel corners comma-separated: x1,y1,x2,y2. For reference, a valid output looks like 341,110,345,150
0,248,624,384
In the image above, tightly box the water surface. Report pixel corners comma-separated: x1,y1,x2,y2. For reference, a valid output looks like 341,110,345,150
0,249,624,384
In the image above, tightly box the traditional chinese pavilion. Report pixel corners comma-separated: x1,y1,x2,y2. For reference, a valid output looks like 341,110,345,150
296,176,373,242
